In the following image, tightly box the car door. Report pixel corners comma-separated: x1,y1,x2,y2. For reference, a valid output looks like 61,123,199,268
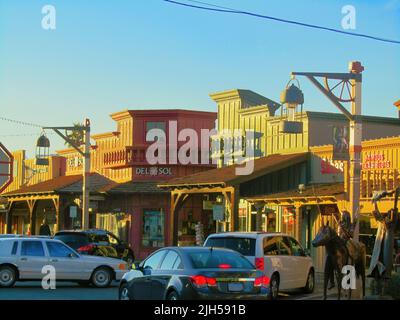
133,250,167,300
275,236,294,290
45,241,85,280
262,236,281,279
151,250,182,300
287,237,310,287
18,240,49,280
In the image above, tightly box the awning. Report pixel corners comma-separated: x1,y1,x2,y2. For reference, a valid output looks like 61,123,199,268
245,183,345,205
159,152,308,189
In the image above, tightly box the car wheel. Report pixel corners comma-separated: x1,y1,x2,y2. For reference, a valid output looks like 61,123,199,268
303,270,315,294
91,267,112,288
119,283,131,300
167,291,179,300
269,274,279,300
0,265,17,288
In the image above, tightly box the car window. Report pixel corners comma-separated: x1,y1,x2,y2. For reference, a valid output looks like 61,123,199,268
287,237,304,256
142,250,166,270
54,233,89,250
107,234,119,245
188,250,254,269
172,256,183,270
160,250,180,270
21,241,45,257
263,236,279,255
46,241,77,258
278,237,292,256
204,237,256,256
11,241,18,255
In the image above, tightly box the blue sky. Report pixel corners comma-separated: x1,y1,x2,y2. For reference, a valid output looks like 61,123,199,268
0,0,399,156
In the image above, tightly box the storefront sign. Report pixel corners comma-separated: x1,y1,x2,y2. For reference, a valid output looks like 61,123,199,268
135,167,173,176
320,204,338,216
320,158,344,174
362,154,391,170
283,207,295,225
69,206,77,218
212,205,225,221
202,200,214,210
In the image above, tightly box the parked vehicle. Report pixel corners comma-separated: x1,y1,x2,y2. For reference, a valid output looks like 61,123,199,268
119,247,271,300
0,237,128,288
204,232,315,300
54,229,135,267
0,235,20,239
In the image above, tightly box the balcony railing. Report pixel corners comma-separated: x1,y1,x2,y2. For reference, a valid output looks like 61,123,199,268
103,146,148,169
360,168,400,200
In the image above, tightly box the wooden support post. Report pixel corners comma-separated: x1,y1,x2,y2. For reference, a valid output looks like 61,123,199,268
52,197,60,234
254,202,265,232
295,203,302,242
27,199,37,235
170,192,189,246
6,201,13,234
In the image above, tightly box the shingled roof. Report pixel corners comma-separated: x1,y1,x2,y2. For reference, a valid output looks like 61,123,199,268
159,153,308,188
2,173,114,196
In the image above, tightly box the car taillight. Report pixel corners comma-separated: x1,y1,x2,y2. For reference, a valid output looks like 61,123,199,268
255,257,264,270
218,264,231,269
254,276,270,287
77,244,95,253
190,275,217,288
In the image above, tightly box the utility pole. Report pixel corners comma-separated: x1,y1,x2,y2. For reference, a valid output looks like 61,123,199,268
43,118,91,230
292,61,364,241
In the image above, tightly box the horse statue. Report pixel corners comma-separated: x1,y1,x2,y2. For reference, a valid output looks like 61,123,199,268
312,222,366,300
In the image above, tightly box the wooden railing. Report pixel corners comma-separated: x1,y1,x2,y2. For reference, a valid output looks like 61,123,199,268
360,168,400,200
103,146,147,168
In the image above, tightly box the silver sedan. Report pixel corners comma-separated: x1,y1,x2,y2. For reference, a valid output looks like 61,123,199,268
0,237,128,288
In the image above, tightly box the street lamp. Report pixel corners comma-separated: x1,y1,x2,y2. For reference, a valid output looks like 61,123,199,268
35,132,50,166
290,61,364,241
41,118,91,230
280,79,304,134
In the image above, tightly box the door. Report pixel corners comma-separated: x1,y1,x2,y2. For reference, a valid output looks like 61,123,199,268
287,236,310,288
151,250,182,300
45,241,86,280
134,250,167,299
275,236,294,290
18,240,49,280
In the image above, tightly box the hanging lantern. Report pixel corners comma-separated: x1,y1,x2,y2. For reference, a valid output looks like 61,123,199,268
279,79,304,134
35,132,50,166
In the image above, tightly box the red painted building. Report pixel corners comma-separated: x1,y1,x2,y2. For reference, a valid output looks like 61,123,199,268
3,109,217,260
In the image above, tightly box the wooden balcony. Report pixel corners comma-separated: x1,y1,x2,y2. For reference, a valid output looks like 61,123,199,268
360,168,400,200
103,146,148,169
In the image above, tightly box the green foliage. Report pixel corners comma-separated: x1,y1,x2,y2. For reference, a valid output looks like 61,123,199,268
65,122,84,147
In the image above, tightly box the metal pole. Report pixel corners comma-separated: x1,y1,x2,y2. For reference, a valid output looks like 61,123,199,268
82,118,91,230
349,64,363,242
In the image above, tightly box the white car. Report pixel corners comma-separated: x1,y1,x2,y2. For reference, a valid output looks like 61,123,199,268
204,232,315,299
0,237,128,288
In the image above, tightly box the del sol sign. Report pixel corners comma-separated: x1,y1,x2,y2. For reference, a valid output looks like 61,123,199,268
135,167,173,176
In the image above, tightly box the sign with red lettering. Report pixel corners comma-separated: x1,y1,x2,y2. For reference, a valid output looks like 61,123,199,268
362,154,391,170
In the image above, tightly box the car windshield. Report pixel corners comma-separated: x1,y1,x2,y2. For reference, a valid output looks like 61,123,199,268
188,250,254,269
204,237,256,256
54,233,89,249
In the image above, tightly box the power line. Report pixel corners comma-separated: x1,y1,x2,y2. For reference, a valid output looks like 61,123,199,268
164,0,400,45
0,132,55,138
0,116,43,128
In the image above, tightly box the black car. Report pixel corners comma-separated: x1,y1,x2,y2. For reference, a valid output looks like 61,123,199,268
54,229,135,266
118,247,270,300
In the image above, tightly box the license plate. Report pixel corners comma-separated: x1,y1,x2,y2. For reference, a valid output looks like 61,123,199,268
228,282,244,292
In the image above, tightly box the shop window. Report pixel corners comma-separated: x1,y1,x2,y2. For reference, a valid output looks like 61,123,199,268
142,209,165,247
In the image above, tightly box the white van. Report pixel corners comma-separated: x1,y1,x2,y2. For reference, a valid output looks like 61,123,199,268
204,232,315,299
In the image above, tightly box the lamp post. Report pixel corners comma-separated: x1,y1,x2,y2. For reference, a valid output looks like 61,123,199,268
40,118,91,230
291,61,364,241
